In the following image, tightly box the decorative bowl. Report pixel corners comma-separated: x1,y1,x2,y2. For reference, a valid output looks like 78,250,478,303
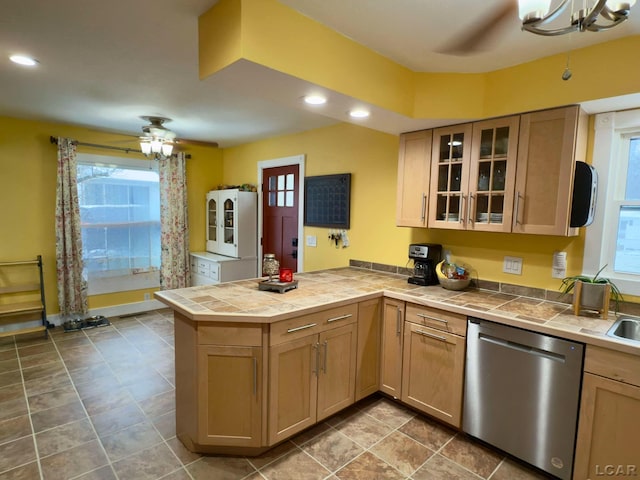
438,277,471,291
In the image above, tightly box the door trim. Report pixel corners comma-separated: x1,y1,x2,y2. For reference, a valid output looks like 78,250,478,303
257,155,305,274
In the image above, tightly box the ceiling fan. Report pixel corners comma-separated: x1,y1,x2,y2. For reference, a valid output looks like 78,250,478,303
138,116,219,155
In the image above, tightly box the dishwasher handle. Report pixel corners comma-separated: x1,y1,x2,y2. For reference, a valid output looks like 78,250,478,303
479,333,566,363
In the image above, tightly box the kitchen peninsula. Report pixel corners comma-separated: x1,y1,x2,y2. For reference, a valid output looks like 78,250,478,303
155,267,640,479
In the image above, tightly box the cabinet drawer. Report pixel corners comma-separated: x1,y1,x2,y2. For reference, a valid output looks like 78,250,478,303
405,303,466,336
198,323,263,346
270,303,358,346
209,263,220,281
584,345,640,387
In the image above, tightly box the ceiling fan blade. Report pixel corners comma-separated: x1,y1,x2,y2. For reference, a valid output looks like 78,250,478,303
175,138,220,149
437,0,518,56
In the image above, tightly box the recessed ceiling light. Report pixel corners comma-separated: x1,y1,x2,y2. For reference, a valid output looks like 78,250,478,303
349,109,370,119
304,95,327,105
10,55,39,66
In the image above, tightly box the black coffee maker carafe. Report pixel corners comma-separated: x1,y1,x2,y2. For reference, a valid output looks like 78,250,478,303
408,243,442,286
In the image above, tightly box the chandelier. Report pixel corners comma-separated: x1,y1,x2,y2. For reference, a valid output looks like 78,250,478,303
139,116,176,160
519,0,636,35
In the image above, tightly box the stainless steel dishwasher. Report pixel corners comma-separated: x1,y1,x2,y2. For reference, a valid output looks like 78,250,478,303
463,318,584,480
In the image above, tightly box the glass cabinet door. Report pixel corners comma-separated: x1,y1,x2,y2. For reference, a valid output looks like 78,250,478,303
208,198,217,242
223,198,235,245
469,117,519,232
429,124,472,228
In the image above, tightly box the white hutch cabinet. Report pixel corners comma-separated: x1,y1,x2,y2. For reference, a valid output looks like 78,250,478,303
191,189,258,286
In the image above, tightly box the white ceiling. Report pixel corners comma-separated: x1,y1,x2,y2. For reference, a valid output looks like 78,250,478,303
1,0,639,148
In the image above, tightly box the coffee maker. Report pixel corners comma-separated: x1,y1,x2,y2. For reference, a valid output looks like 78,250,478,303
408,243,442,286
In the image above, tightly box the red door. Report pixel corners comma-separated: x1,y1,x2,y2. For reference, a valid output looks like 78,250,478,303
262,165,299,272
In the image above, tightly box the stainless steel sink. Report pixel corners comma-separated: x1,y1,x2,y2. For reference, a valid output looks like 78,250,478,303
606,317,640,343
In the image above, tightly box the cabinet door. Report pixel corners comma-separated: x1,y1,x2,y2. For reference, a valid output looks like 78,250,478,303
401,322,465,427
197,345,262,447
268,335,318,445
317,323,357,421
428,124,473,229
396,130,432,227
468,116,519,232
218,191,239,257
380,298,404,398
574,373,640,480
206,192,219,254
355,299,381,401
514,106,585,236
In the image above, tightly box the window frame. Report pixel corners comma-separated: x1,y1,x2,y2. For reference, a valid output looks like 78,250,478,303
76,153,160,296
584,109,640,296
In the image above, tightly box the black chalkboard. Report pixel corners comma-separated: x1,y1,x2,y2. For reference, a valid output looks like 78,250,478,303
304,173,351,228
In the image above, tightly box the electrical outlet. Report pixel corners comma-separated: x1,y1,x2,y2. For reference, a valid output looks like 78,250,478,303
503,256,523,275
306,235,317,247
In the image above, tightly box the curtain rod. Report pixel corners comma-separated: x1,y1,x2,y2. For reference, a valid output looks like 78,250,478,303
49,136,191,159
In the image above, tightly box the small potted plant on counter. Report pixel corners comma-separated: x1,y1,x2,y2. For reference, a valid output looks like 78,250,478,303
560,265,623,319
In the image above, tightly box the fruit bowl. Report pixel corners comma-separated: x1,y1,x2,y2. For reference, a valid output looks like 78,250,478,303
438,276,471,291
436,260,472,291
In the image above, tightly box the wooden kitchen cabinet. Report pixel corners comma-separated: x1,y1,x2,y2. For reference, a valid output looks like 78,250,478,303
428,117,519,232
401,304,466,427
268,306,357,445
197,345,263,447
355,298,381,401
514,105,587,236
174,314,267,453
574,346,640,480
396,130,432,227
380,298,404,398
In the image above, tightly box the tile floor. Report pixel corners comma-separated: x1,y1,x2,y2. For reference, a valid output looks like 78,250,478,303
0,309,553,480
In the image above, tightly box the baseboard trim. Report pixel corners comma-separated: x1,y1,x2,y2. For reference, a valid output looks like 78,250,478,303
45,299,165,326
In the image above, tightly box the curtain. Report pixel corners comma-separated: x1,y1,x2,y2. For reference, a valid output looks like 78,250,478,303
159,152,190,290
55,137,88,317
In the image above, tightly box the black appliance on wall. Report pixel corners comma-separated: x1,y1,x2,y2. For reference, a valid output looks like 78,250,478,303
570,161,598,228
408,243,442,286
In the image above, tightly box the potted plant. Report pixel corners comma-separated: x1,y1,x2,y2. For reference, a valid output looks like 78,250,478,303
560,265,623,318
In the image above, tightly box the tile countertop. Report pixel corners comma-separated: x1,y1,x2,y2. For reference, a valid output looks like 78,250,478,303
154,267,640,357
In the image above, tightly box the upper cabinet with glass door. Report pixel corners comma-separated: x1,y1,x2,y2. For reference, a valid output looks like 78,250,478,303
206,189,257,258
468,116,519,232
206,194,219,254
428,124,473,229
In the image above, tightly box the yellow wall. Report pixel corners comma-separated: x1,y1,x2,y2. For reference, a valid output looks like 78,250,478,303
222,122,587,291
0,116,222,315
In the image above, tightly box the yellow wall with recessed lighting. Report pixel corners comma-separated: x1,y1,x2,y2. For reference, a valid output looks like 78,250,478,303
0,116,222,316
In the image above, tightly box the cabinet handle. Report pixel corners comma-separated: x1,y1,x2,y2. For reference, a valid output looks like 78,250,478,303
416,313,448,324
312,343,319,376
287,322,317,333
252,357,257,396
327,313,352,323
514,191,522,226
415,329,447,342
460,194,466,224
421,194,427,222
322,340,328,374
468,193,474,225
396,308,402,336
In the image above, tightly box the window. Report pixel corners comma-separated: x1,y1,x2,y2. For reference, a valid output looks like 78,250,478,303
584,109,640,296
77,154,160,295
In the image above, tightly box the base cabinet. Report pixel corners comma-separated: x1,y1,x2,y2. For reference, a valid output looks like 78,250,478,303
197,345,262,447
574,347,640,480
268,322,357,445
401,305,466,427
380,298,404,398
355,299,381,401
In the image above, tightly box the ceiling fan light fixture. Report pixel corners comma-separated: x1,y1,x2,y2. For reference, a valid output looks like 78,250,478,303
161,142,174,157
140,138,152,155
139,116,177,160
519,0,551,21
519,0,635,35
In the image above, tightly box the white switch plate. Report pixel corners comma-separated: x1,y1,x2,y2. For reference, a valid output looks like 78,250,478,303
503,256,523,275
306,235,317,247
552,251,567,279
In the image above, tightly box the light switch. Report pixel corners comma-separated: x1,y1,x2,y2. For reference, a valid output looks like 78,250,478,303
503,256,523,275
306,235,317,247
